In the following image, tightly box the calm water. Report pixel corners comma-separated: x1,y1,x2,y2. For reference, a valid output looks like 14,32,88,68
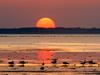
0,34,100,63
0,34,100,52
0,34,100,75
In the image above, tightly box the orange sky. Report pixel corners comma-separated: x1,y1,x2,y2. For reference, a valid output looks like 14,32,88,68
0,0,100,28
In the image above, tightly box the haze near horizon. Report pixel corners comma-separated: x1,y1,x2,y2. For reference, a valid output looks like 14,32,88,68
0,0,100,28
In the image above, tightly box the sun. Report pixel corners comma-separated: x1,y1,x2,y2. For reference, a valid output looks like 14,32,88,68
36,18,56,28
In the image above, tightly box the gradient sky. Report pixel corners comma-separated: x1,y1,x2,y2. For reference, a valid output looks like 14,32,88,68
0,0,100,28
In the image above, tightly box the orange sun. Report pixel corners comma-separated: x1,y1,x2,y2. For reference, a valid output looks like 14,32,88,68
36,18,56,28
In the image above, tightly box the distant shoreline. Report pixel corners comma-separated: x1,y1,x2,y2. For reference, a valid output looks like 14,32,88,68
0,27,100,34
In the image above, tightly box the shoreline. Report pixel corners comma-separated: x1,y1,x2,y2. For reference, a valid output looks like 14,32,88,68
0,64,100,72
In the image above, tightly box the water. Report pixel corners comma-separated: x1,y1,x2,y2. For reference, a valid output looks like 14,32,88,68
0,34,100,52
0,34,100,75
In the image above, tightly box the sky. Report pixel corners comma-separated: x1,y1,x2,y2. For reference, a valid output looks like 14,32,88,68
0,0,100,28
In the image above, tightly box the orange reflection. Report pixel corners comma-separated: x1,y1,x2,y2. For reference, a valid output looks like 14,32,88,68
37,49,54,64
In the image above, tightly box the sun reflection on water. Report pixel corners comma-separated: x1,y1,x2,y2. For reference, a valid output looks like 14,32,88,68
37,49,54,63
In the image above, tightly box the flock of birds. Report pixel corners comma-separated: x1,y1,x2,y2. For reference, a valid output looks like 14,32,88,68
6,58,100,71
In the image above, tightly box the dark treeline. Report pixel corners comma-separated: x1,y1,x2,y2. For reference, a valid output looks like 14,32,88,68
0,27,100,34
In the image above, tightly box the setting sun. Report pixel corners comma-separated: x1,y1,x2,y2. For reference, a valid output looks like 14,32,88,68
36,18,56,28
